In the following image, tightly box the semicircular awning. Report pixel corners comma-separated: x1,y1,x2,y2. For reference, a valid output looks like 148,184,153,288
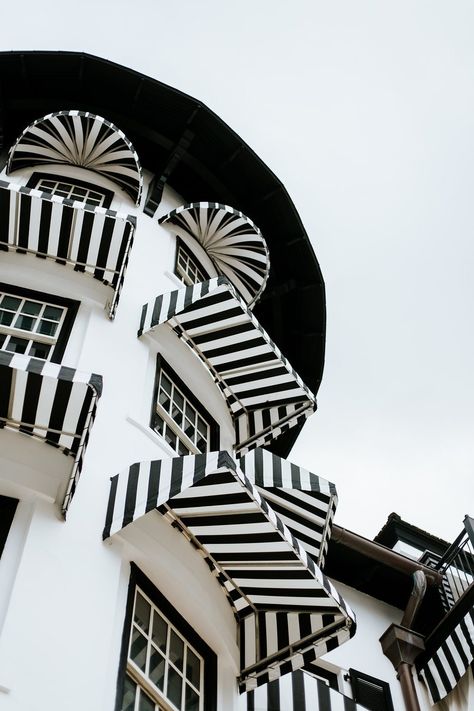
7,110,143,204
138,277,316,454
103,449,355,692
0,350,102,515
159,203,270,307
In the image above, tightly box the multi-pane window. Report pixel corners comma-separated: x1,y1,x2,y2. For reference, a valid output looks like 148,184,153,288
152,364,214,456
174,241,208,286
0,292,67,360
36,177,107,206
123,588,204,711
27,172,114,208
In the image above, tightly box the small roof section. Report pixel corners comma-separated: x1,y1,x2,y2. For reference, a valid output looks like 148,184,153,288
7,110,143,205
159,202,270,307
0,350,102,515
138,277,316,454
103,449,355,692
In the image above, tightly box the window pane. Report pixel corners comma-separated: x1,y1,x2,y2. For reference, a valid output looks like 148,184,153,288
186,649,201,689
154,414,165,436
169,630,184,671
164,428,177,450
0,334,5,348
37,320,59,336
130,627,148,672
138,689,156,711
152,613,167,653
161,374,172,395
158,390,171,412
167,667,183,709
178,440,189,456
134,592,151,634
174,390,184,411
185,684,200,711
43,305,63,321
171,404,183,427
14,314,35,331
0,310,14,326
22,300,42,316
5,337,28,354
121,676,137,711
29,342,51,359
149,647,165,692
1,296,21,310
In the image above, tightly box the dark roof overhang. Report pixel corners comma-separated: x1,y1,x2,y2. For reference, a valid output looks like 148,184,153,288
0,51,326,457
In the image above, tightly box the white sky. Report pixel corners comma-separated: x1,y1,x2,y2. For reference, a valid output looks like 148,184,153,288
4,1,474,541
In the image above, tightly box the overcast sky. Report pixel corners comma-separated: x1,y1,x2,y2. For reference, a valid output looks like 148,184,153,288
4,1,474,541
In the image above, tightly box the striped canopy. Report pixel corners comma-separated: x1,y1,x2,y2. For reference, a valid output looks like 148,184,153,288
243,670,370,711
417,587,474,704
138,278,316,454
103,450,355,692
7,110,143,204
0,351,102,515
159,203,270,307
0,180,136,319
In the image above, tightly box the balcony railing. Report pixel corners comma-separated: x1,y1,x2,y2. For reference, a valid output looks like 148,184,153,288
432,515,474,610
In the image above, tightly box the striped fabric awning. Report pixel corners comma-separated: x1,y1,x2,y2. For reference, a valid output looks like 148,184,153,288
103,450,355,693
0,351,102,515
7,110,143,204
239,448,337,568
138,278,316,454
159,203,270,307
243,670,369,711
417,586,474,704
0,180,136,318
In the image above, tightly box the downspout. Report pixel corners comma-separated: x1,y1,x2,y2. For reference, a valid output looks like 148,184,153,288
380,571,427,711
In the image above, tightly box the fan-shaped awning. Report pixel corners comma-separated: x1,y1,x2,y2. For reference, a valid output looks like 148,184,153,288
0,180,136,319
159,203,270,307
103,449,355,692
7,110,143,204
0,350,102,515
138,278,316,454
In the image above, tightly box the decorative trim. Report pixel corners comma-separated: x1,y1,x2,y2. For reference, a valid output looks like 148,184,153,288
7,110,143,205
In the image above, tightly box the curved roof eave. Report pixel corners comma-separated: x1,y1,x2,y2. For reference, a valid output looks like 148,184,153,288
0,50,326,456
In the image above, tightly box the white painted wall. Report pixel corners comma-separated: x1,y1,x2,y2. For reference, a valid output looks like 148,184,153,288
0,161,238,710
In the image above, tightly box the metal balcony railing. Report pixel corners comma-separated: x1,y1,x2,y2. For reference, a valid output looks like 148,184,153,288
432,515,474,611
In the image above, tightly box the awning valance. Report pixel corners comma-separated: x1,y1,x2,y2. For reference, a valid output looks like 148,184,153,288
7,110,143,204
103,450,355,692
0,351,102,515
243,670,370,711
159,203,270,307
417,586,474,704
138,278,316,454
0,180,136,318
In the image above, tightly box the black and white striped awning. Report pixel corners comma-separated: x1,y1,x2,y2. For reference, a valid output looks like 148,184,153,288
138,278,316,454
0,351,102,515
103,450,355,692
7,110,143,204
243,670,369,711
0,180,136,318
159,203,270,307
239,448,337,568
417,587,474,704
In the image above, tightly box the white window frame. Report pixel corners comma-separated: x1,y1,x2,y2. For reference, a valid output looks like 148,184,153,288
125,587,205,711
174,240,208,287
0,291,68,361
152,363,214,456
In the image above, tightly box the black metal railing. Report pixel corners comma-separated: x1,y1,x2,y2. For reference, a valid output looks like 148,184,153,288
433,515,474,611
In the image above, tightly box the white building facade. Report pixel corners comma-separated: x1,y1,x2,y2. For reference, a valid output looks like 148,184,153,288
0,52,472,711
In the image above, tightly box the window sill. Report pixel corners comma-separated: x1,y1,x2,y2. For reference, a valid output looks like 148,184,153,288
126,415,178,458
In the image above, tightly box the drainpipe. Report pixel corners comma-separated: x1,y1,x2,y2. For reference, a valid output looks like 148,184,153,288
380,571,427,711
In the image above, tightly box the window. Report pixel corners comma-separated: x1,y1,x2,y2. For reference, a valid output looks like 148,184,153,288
27,171,114,208
349,669,394,711
0,284,79,363
174,240,208,286
151,358,218,456
117,565,217,711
